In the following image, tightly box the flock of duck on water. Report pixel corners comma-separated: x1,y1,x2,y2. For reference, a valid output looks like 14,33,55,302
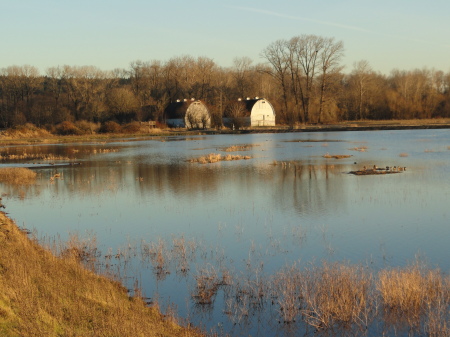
363,165,406,172
350,164,407,175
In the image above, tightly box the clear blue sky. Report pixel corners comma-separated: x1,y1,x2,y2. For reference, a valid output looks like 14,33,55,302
2,0,449,75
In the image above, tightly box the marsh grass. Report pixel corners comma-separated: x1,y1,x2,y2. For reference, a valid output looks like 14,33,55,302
18,228,449,337
0,167,37,185
272,265,302,323
0,151,70,161
172,236,197,274
222,144,258,152
149,238,171,279
192,265,221,305
300,262,374,332
323,153,352,159
59,232,101,271
189,153,251,164
378,262,449,333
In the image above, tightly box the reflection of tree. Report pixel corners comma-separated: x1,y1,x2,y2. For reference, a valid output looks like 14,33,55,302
272,163,346,216
30,158,347,216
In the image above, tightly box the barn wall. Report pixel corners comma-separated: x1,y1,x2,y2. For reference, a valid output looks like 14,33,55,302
250,100,276,126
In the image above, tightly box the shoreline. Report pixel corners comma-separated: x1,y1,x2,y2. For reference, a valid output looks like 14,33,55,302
1,120,449,146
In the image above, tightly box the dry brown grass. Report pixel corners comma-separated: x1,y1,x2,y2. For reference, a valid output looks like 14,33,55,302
300,262,374,332
0,168,37,185
378,263,449,332
272,264,302,323
0,212,203,337
0,124,52,140
189,153,251,164
192,265,220,305
323,153,352,159
223,144,258,152
0,151,70,161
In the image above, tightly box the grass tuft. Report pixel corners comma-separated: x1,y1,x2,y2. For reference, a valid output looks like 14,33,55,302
189,153,251,164
0,168,37,185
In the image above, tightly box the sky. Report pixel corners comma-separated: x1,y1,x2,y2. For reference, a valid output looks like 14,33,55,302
2,0,450,75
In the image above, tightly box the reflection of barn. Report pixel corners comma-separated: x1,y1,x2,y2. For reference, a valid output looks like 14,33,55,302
164,99,211,129
245,97,276,126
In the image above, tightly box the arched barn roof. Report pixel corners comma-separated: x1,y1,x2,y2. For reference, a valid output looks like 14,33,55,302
242,98,275,115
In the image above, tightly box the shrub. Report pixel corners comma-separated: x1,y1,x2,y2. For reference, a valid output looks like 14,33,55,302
55,121,81,135
74,120,100,134
1,123,52,139
122,121,141,134
100,121,122,133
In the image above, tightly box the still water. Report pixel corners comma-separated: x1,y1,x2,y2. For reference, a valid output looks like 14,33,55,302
2,129,449,336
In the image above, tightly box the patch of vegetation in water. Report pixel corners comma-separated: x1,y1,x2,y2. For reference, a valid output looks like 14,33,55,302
282,139,345,143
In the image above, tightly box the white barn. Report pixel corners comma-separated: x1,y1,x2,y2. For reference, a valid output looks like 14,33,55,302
164,99,211,129
246,97,276,127
185,100,211,129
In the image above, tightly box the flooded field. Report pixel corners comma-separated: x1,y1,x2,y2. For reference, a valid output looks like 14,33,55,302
1,129,449,336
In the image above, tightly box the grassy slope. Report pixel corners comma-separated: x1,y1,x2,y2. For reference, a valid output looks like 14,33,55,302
0,212,202,337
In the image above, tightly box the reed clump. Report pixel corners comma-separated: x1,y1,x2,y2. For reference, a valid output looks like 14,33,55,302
223,144,257,152
272,265,302,323
0,212,202,337
300,262,374,332
0,167,37,185
323,153,352,159
378,263,449,331
192,265,221,305
60,232,100,272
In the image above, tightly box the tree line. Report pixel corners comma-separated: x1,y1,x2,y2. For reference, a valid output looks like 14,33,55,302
1,34,449,129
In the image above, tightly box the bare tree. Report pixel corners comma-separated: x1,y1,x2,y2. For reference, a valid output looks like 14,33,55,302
317,38,344,123
225,100,247,129
232,57,253,99
290,35,324,123
106,87,140,122
261,40,291,121
350,60,373,120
